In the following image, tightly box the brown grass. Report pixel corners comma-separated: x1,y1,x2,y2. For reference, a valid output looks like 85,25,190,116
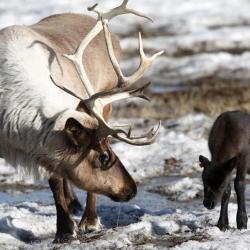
113,78,250,120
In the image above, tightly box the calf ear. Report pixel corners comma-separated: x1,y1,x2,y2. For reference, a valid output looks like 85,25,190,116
199,155,210,168
64,118,92,147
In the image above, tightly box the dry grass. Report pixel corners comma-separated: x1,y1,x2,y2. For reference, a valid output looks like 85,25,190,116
113,79,250,120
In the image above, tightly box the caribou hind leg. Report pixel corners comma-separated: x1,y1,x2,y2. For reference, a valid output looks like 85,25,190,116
79,192,102,233
234,155,248,229
63,178,83,215
48,176,76,243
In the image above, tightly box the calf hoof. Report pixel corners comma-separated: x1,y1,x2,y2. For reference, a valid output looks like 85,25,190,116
237,212,248,230
78,216,102,233
217,222,229,231
237,221,248,230
68,199,83,215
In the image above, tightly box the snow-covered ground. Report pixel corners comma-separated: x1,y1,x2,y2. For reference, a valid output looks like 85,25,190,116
0,186,250,249
0,0,250,249
0,113,248,249
113,113,211,180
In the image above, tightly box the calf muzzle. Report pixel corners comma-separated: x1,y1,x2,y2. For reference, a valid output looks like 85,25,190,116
203,199,215,210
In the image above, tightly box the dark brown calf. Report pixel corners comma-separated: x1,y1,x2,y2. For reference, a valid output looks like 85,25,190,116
199,111,250,230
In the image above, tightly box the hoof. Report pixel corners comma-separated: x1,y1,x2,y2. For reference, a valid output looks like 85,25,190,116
68,199,83,215
78,216,102,233
237,212,248,230
237,223,248,230
53,231,77,244
217,223,229,231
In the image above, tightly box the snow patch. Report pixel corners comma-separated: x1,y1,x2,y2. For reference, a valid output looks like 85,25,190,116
150,177,203,201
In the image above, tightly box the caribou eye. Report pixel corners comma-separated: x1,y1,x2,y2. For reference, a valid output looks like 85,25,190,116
99,151,111,169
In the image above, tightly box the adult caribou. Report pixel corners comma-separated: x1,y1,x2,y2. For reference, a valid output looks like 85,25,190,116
0,0,163,243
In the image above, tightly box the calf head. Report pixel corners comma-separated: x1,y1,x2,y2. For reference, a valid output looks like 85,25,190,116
199,155,234,210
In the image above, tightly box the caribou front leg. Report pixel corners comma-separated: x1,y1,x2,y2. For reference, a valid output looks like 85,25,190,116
217,184,231,231
48,176,76,243
63,178,83,215
79,192,102,232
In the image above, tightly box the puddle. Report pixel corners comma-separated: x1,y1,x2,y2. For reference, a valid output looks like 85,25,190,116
1,175,250,214
0,176,200,212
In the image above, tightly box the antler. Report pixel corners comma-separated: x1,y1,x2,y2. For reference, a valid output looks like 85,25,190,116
51,76,161,145
88,0,153,22
83,82,161,145
102,19,164,87
64,0,153,97
52,0,163,145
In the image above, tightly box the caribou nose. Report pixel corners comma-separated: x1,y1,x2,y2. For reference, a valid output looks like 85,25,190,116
109,186,137,202
124,186,137,201
118,185,137,202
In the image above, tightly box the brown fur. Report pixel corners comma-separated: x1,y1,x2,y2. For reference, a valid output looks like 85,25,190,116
31,13,121,96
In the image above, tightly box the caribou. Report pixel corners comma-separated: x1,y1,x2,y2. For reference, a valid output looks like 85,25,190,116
0,0,163,243
199,111,250,231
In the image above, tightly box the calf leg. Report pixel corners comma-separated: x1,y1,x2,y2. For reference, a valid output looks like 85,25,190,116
48,176,76,243
79,192,102,232
234,156,248,229
217,184,231,231
63,178,83,215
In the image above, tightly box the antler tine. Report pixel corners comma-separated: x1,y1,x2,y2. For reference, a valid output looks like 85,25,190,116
88,0,153,22
64,0,153,98
114,121,161,146
102,19,126,87
86,82,151,109
102,20,165,88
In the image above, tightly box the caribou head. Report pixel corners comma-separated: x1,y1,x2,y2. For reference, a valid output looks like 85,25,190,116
47,0,164,202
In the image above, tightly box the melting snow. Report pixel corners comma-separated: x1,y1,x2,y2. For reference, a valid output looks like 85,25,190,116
0,0,249,249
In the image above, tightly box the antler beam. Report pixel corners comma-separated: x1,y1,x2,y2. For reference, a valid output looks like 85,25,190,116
52,0,163,146
64,0,153,98
102,19,164,87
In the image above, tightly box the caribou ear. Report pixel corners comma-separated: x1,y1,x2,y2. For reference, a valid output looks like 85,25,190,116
54,110,98,147
199,155,210,168
64,118,92,147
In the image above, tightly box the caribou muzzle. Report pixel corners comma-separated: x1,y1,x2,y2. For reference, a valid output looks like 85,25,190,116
109,182,137,202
